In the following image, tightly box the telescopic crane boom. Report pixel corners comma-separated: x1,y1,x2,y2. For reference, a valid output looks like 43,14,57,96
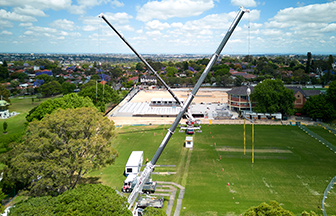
99,7,248,210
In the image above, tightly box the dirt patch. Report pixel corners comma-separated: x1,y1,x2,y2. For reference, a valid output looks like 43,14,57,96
131,89,228,104
216,147,292,153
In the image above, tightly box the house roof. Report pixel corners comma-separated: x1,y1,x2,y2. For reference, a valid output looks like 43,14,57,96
286,87,321,97
227,85,254,96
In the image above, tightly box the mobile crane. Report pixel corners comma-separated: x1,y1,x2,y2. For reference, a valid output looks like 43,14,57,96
99,7,248,214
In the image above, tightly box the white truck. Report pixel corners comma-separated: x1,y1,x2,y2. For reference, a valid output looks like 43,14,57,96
125,151,143,176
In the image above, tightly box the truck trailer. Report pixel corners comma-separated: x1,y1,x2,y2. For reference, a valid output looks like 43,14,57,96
125,151,143,176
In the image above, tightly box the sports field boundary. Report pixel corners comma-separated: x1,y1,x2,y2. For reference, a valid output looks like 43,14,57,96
299,125,336,153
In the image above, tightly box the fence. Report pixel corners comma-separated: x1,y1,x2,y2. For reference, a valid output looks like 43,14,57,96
298,125,336,153
298,125,336,216
322,175,336,216
315,123,336,136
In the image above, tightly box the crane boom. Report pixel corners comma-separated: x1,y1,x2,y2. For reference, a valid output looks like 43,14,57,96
99,13,183,107
99,7,248,210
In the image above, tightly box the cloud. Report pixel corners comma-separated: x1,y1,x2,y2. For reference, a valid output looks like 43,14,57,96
146,30,162,37
19,22,33,27
24,30,34,35
111,0,124,7
50,19,75,30
145,20,170,30
0,9,37,22
13,5,47,17
0,20,13,28
0,0,72,11
171,22,183,28
136,0,215,22
82,12,133,32
231,0,257,7
271,1,336,24
1,30,13,35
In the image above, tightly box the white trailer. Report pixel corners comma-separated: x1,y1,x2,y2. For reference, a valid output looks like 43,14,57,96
185,136,193,149
125,151,143,176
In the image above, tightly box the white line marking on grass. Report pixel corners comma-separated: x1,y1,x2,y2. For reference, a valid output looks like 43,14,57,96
262,177,277,194
297,175,320,196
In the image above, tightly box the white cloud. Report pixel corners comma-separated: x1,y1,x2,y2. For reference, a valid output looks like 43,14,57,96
111,0,124,7
0,0,72,11
145,20,170,31
1,30,13,35
13,5,47,17
171,22,183,28
0,20,13,28
271,1,336,24
50,19,75,30
231,0,257,7
24,30,34,35
82,12,132,32
0,9,37,22
77,0,103,7
136,29,143,34
146,30,162,37
19,22,33,27
136,0,215,22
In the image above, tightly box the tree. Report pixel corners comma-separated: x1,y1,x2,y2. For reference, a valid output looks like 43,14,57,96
40,80,62,97
3,121,8,133
61,82,76,95
26,93,95,122
306,52,312,73
251,79,295,116
79,83,120,107
244,201,294,216
7,107,118,196
0,66,9,81
36,74,54,83
143,207,167,216
327,80,336,108
303,94,335,121
8,184,131,216
0,85,10,103
10,80,20,89
165,66,178,77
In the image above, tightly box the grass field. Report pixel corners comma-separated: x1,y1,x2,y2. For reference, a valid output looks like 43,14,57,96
91,124,336,216
0,96,55,136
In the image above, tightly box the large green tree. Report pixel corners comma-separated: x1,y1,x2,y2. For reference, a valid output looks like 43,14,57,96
0,66,9,81
327,80,336,108
303,94,335,121
0,85,10,102
6,107,118,196
40,80,62,97
26,93,95,122
251,79,295,115
78,83,120,106
8,184,131,216
61,81,76,95
244,201,294,216
36,74,54,83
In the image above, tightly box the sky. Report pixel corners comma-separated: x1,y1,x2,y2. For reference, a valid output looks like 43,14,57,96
0,0,335,55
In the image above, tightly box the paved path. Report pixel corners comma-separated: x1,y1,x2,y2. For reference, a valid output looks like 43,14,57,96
156,181,185,216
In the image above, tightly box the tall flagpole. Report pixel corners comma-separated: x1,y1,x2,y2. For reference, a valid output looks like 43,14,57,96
252,123,254,163
244,118,246,155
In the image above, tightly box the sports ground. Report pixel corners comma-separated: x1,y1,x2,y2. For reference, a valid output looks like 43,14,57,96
98,89,336,215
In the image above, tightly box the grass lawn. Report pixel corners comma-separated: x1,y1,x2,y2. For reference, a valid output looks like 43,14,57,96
92,124,336,215
0,96,60,137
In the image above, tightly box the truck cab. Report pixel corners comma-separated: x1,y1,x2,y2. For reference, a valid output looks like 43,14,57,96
122,174,157,194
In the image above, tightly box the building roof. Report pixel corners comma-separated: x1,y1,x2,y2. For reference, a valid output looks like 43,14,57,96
227,85,254,96
286,87,321,98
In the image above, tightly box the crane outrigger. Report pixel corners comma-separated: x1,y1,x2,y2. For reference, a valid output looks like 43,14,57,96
99,7,248,213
